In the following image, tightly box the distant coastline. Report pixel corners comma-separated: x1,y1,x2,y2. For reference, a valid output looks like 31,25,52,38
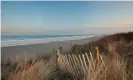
1,34,100,47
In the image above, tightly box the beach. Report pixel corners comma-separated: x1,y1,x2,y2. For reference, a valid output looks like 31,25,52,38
1,36,100,60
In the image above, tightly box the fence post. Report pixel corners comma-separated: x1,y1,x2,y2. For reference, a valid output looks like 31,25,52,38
96,46,100,62
82,54,88,72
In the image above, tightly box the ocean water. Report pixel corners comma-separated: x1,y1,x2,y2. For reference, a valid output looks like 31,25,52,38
1,35,97,47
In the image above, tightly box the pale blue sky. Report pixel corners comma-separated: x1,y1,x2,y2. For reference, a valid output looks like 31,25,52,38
1,1,133,35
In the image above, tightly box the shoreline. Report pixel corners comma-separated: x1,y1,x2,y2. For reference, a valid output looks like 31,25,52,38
1,35,99,47
1,36,101,60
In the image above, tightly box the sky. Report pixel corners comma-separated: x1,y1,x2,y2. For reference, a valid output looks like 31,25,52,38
1,1,133,35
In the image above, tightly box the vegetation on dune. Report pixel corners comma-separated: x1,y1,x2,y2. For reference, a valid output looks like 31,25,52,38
1,32,133,80
70,32,133,56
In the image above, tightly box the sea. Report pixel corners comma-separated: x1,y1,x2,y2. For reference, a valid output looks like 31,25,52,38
1,34,98,47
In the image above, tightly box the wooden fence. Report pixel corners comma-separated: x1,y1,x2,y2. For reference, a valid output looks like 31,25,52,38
54,47,105,77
